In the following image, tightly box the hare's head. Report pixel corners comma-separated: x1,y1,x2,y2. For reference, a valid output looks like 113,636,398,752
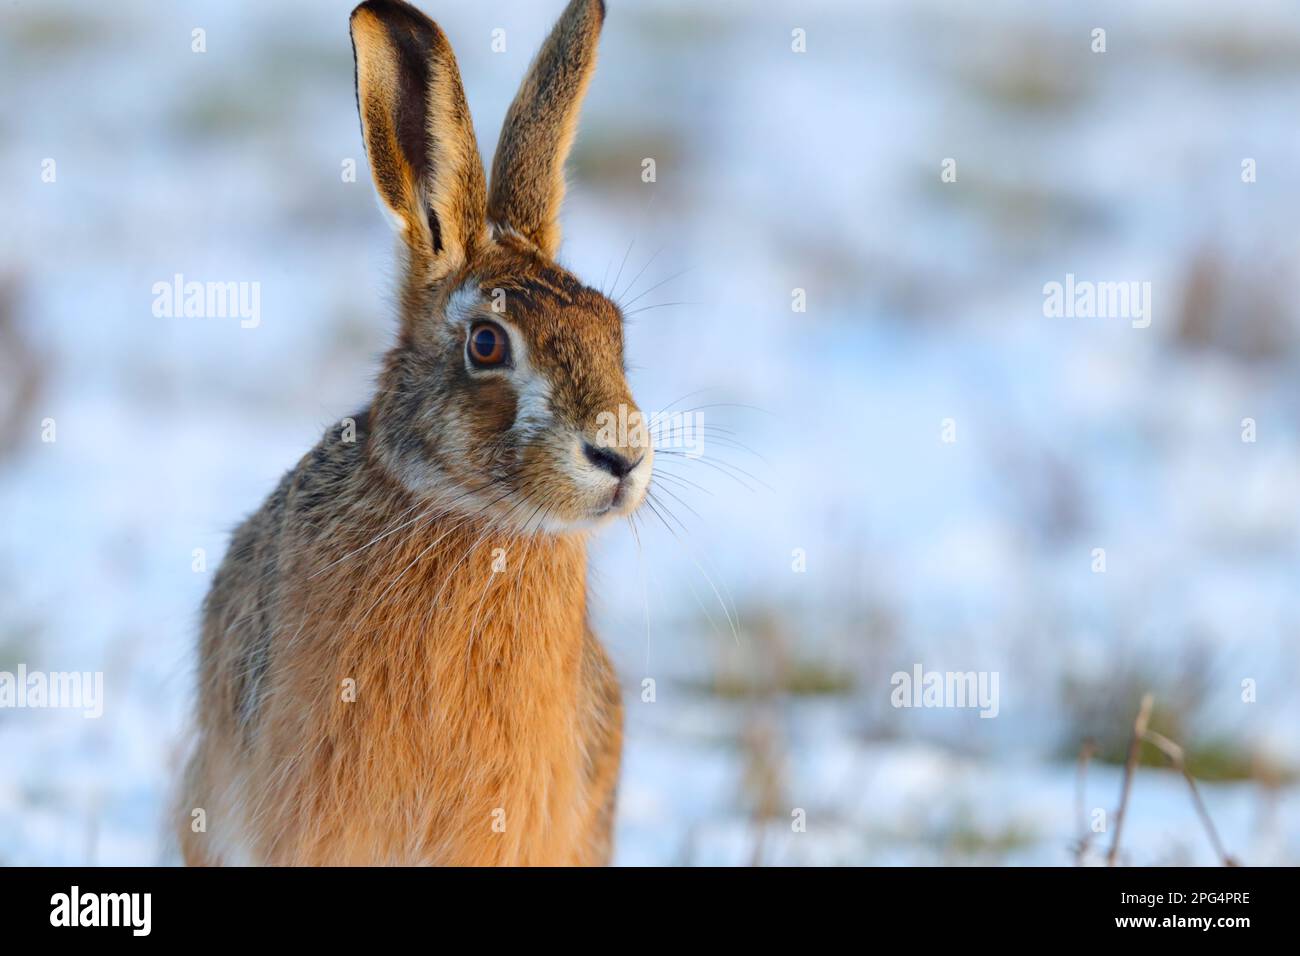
350,0,650,533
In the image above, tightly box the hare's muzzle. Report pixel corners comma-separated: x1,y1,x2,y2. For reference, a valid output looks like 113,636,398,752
573,409,653,520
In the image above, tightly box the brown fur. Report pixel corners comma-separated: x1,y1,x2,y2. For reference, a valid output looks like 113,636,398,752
179,0,639,866
351,0,489,283
488,0,605,257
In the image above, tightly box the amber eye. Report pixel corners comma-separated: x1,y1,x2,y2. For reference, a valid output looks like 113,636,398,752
467,322,510,368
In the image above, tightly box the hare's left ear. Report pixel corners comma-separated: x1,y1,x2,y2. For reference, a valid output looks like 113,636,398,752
351,0,487,282
487,0,605,258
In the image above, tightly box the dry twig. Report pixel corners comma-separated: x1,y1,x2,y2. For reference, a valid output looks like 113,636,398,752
1072,737,1098,864
1103,693,1240,867
1140,728,1240,867
1107,693,1153,866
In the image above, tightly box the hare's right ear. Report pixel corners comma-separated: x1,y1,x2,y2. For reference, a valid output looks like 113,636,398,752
350,1,487,281
487,0,605,258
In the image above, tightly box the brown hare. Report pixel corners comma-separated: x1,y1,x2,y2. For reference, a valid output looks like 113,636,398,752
179,0,651,866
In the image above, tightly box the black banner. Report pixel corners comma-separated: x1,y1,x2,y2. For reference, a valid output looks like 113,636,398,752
0,866,1278,941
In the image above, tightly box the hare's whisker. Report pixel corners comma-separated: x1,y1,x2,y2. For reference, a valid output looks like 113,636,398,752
646,468,711,496
650,489,743,647
615,244,664,303
608,236,635,302
655,434,770,467
649,481,702,523
625,513,653,674
623,300,702,318
653,401,775,419
653,450,764,493
607,186,658,299
619,266,694,310
641,495,738,645
650,387,771,419
646,490,690,537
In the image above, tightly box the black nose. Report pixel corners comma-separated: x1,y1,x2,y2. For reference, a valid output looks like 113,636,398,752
583,442,641,479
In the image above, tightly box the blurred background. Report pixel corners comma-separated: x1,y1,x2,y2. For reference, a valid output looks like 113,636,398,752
2,0,1299,865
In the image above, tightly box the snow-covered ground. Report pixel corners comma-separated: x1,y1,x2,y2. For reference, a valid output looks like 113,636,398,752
2,0,1298,865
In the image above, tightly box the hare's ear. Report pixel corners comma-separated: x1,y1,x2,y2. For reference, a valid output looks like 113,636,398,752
487,0,604,258
350,0,487,280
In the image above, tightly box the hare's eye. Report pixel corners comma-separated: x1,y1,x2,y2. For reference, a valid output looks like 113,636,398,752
467,322,510,368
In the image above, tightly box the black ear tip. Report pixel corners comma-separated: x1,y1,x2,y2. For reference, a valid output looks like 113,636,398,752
351,0,432,31
350,0,382,21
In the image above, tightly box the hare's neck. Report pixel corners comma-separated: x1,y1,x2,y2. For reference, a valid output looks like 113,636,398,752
335,510,590,680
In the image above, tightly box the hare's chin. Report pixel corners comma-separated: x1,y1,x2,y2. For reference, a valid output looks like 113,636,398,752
545,489,647,533
601,480,649,521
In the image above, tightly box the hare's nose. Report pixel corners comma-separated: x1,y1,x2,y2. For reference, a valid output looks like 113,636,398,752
582,442,642,479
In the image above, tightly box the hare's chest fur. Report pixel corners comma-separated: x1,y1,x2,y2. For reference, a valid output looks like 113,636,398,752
183,512,621,866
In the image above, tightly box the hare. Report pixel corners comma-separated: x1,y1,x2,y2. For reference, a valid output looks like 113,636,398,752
178,0,651,866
